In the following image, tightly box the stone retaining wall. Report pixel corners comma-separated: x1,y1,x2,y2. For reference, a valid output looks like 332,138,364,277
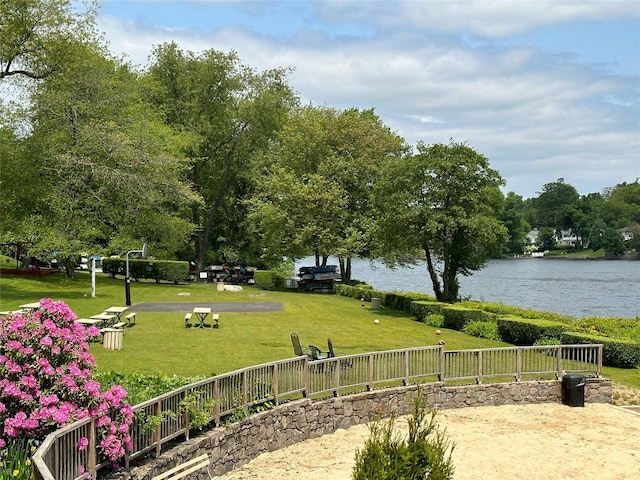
109,378,611,480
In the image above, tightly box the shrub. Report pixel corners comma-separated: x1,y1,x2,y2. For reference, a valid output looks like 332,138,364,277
335,284,386,302
463,321,501,341
352,391,455,480
424,314,445,328
384,292,437,313
410,301,445,323
496,316,568,346
560,332,640,368
152,260,190,284
254,270,277,289
0,299,133,472
441,306,488,331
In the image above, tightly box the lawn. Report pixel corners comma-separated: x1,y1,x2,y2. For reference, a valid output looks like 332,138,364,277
1,271,638,389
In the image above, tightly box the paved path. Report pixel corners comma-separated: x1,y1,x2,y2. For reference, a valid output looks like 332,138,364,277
130,302,284,313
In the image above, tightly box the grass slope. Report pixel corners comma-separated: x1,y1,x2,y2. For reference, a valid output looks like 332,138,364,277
1,271,638,389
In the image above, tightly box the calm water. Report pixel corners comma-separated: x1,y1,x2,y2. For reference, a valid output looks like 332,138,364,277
295,257,639,319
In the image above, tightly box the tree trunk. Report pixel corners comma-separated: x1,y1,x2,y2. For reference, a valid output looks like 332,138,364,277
424,247,444,302
338,257,352,282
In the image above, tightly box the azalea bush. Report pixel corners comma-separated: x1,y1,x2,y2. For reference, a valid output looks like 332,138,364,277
0,298,133,476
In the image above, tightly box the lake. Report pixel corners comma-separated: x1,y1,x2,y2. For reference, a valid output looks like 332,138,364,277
295,257,639,319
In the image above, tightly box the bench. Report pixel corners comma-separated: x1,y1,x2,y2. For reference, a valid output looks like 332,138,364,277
125,312,136,326
152,454,211,480
212,313,220,329
184,313,192,328
112,322,126,329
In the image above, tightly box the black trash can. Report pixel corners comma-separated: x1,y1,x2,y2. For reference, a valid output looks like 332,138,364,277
562,374,586,407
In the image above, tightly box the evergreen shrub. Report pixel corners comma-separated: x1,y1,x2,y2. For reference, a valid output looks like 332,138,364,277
463,321,501,341
560,332,640,369
352,391,455,480
410,301,445,323
496,316,568,345
441,306,488,331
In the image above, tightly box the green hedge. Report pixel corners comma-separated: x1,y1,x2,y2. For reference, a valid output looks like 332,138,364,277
102,258,189,283
561,332,640,369
441,306,489,331
383,292,436,313
334,284,386,303
254,270,289,290
410,301,446,322
497,316,568,346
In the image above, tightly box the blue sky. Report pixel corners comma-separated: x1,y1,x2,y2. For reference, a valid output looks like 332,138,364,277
95,0,639,199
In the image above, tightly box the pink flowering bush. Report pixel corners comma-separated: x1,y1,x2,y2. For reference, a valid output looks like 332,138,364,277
0,299,133,470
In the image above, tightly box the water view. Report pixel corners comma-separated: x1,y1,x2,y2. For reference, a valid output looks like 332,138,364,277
296,257,639,319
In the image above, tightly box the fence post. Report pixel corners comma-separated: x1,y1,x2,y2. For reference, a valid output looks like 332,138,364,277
302,357,309,397
476,350,483,384
212,378,221,425
597,345,603,377
154,398,162,457
367,354,374,391
88,418,98,476
272,363,280,405
438,346,445,381
403,350,410,386
556,346,562,376
516,348,522,381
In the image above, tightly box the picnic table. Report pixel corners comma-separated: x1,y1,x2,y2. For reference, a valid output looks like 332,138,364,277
105,306,129,322
90,313,116,327
192,307,212,329
77,318,102,327
19,302,41,311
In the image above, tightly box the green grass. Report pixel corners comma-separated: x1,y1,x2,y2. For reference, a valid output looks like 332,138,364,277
1,271,638,389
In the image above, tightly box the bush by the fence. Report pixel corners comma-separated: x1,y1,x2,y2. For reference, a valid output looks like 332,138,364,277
497,316,568,346
463,320,501,342
560,331,640,368
410,301,446,323
441,306,488,331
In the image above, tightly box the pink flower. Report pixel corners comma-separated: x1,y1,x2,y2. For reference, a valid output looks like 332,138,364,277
77,436,89,450
40,336,53,347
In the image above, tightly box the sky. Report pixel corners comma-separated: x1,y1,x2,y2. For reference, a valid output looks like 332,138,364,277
94,0,640,199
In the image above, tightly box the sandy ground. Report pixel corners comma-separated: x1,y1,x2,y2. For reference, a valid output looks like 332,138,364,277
214,402,640,480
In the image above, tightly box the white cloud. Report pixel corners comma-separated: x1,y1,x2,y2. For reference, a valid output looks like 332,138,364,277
95,1,640,199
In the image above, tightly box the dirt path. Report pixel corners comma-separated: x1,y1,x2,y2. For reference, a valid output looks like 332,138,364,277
214,402,640,480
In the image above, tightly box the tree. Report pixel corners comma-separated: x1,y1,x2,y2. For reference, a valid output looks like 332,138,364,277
536,227,556,251
12,42,196,275
0,0,97,81
374,140,507,303
534,178,580,235
246,106,407,279
145,42,298,272
499,192,530,255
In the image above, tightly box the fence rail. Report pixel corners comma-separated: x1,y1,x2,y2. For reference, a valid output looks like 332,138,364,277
32,344,602,480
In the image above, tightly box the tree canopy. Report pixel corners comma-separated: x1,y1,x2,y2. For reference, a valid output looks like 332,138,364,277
246,105,408,279
373,140,507,302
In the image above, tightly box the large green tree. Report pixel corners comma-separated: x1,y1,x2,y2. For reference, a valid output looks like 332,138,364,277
374,140,507,302
11,42,196,275
0,0,96,80
533,178,580,235
246,105,408,279
499,192,530,254
146,42,298,271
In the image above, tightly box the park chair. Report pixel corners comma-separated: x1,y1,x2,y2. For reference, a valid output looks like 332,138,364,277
328,338,352,369
291,332,312,359
327,338,343,358
309,344,329,361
